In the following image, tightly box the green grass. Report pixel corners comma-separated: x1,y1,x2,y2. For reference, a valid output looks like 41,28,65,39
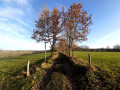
1,51,120,89
4,53,56,90
73,51,120,72
0,53,51,86
73,51,120,88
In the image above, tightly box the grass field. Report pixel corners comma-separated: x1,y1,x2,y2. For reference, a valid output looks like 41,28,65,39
73,51,120,88
0,52,51,87
73,51,120,72
1,51,120,89
0,50,35,58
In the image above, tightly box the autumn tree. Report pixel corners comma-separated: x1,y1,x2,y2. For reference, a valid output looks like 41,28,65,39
32,7,62,61
32,3,92,58
62,3,92,56
32,8,51,62
57,38,67,53
49,7,62,56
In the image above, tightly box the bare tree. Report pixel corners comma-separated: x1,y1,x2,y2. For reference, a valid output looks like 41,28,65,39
113,44,120,51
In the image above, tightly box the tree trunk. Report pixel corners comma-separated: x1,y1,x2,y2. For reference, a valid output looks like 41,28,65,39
68,40,70,57
51,34,56,57
69,49,70,57
45,40,46,62
51,46,53,57
45,29,46,63
71,42,73,57
72,47,73,56
51,42,54,57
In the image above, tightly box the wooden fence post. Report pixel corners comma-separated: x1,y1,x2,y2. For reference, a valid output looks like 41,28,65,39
27,60,30,76
88,54,91,65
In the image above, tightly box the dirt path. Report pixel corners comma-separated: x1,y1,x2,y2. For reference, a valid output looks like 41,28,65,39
32,58,57,90
32,53,88,90
63,62,78,90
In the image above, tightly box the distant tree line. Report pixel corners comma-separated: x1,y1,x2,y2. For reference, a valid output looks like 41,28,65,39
75,44,120,52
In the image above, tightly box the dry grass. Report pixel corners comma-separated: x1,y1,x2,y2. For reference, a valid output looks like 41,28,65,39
0,50,35,58
41,63,52,70
41,54,59,70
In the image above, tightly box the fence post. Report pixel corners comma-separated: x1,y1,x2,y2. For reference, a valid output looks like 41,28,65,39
88,54,91,65
27,60,30,76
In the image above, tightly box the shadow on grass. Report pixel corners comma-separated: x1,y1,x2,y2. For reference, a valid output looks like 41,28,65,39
38,53,90,90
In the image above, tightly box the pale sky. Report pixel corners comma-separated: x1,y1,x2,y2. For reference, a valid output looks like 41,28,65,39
0,0,120,50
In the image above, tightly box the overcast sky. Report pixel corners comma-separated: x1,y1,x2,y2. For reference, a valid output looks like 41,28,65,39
0,0,120,50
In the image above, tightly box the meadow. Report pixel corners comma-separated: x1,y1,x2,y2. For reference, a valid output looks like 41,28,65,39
73,51,120,71
1,51,120,89
0,50,35,58
73,51,120,88
0,52,51,87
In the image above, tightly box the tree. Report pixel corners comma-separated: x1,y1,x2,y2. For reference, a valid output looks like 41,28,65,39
32,7,62,61
32,8,51,62
106,46,110,51
49,7,62,56
106,46,110,49
62,3,92,56
57,38,67,53
113,44,120,51
113,44,120,49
